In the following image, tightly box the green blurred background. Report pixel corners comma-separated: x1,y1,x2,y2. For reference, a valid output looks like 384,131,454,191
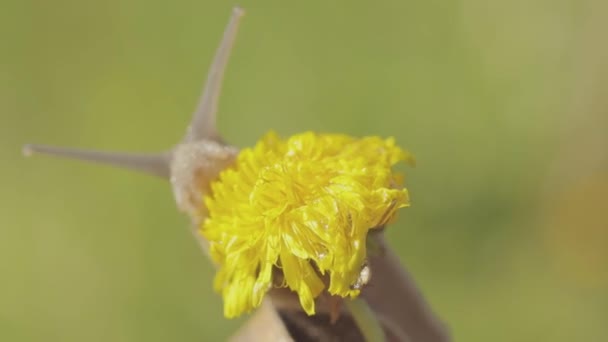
2,0,607,341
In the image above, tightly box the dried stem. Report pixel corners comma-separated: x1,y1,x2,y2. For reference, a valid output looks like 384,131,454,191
362,234,450,341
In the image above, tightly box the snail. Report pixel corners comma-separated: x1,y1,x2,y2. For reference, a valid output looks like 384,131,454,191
22,7,447,342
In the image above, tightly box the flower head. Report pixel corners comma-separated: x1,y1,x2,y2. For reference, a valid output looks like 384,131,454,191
201,131,413,318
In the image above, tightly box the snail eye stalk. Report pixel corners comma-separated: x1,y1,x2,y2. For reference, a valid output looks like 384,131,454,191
22,144,171,178
185,6,244,143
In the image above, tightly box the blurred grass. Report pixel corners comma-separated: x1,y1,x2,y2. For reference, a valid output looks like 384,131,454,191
1,0,606,341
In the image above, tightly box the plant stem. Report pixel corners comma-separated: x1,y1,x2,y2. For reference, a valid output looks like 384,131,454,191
345,297,386,342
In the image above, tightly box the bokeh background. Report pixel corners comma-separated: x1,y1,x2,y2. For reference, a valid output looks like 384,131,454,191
2,1,607,341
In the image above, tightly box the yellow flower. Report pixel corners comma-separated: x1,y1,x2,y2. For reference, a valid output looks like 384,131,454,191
201,131,414,318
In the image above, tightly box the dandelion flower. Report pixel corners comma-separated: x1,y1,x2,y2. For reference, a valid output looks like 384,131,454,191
201,131,414,318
